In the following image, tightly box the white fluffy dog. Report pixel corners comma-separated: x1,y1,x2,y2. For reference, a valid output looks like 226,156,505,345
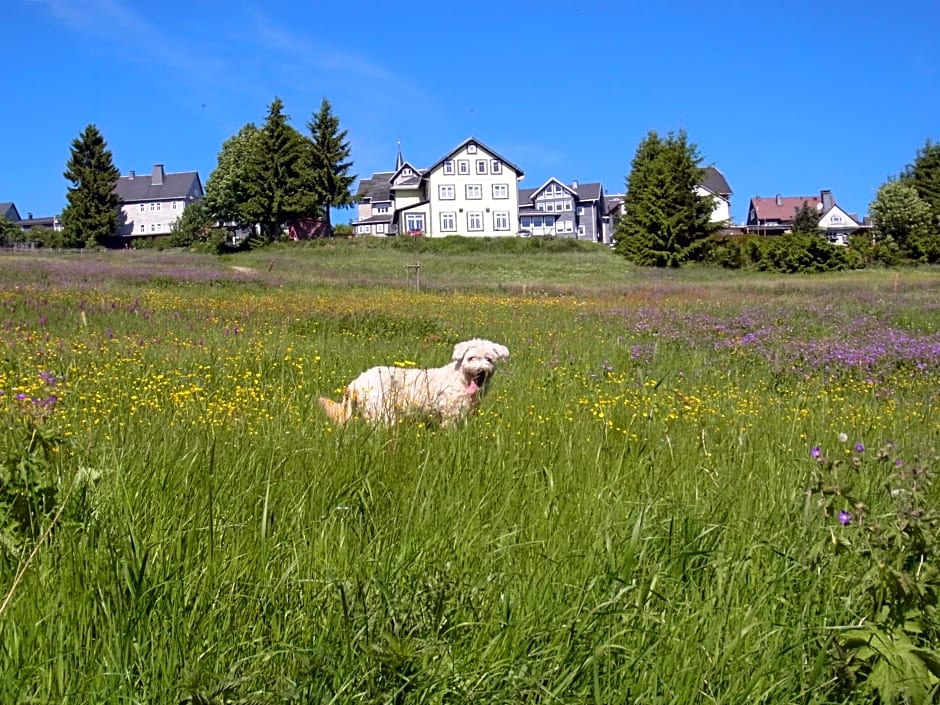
319,338,509,427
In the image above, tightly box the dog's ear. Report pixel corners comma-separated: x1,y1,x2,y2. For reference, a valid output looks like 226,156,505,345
452,339,474,363
488,343,510,361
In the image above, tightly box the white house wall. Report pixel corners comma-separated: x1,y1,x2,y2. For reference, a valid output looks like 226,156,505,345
425,144,519,237
695,186,730,224
120,199,187,236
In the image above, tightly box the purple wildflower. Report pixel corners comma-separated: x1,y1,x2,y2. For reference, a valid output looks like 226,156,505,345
838,510,852,525
15,393,27,401
855,442,865,453
811,446,821,459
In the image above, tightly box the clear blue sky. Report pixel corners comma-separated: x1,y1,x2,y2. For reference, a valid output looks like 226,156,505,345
4,0,938,224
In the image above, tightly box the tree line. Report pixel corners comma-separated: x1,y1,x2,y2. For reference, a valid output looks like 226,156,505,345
614,131,940,271
4,102,938,271
0,97,355,250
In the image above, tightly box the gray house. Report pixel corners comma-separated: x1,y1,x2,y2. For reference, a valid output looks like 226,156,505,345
114,164,203,239
0,202,22,223
518,178,607,242
353,171,395,235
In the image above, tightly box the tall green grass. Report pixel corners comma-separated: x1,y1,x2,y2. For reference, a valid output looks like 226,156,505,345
0,248,937,703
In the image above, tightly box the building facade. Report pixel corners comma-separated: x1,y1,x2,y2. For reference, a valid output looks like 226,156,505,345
354,138,525,237
114,164,203,239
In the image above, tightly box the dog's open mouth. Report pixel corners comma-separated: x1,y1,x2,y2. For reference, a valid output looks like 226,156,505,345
467,371,488,395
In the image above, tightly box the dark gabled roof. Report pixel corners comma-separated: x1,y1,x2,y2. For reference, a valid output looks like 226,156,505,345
573,182,603,201
15,215,59,228
518,187,536,205
355,172,394,202
115,166,203,203
0,202,21,221
700,166,732,196
603,194,624,215
425,137,524,177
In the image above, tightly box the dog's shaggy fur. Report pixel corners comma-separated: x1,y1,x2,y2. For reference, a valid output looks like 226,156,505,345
319,339,509,427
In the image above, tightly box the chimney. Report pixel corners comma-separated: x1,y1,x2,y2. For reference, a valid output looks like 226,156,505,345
28,212,33,220
128,170,135,180
571,180,579,190
775,194,782,207
821,189,833,212
152,164,165,187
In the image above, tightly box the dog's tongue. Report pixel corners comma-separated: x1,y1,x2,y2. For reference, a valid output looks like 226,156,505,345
466,379,479,395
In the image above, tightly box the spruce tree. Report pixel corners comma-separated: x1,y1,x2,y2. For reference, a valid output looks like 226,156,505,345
307,98,356,228
615,130,718,267
902,139,940,227
242,97,314,242
61,124,120,248
792,201,821,234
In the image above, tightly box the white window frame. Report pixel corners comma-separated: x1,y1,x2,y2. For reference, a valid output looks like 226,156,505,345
577,206,584,216
467,211,484,231
376,223,387,234
491,160,502,174
457,160,470,174
140,224,145,232
466,184,482,200
438,184,455,200
405,213,425,233
577,225,585,236
492,183,509,199
494,211,510,231
440,211,457,232
467,143,477,154
476,160,487,175
443,160,455,175
139,204,145,212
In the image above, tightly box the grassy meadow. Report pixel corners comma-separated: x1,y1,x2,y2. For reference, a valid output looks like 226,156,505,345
0,242,938,703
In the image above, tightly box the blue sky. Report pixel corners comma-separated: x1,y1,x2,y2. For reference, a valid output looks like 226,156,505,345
4,0,938,224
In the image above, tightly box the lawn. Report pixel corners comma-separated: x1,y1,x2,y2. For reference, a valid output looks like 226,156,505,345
0,244,938,703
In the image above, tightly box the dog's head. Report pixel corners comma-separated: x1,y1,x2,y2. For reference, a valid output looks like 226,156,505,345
452,339,510,393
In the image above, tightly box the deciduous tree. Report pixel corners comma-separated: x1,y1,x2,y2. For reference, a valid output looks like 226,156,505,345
869,180,936,261
307,98,356,228
61,124,120,248
203,123,260,227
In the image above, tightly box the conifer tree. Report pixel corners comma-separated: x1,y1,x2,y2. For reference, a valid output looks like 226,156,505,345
792,201,821,234
242,97,314,242
307,98,356,228
61,124,120,248
614,130,718,267
902,139,940,227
